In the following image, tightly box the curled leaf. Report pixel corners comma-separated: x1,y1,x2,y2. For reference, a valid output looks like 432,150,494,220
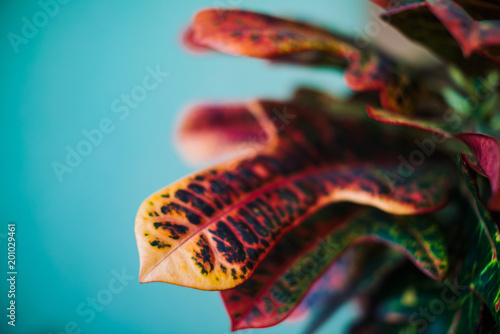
186,9,422,114
456,133,500,210
189,9,357,63
177,103,268,164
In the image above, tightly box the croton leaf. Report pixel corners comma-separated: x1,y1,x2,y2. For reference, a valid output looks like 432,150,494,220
188,9,358,63
220,204,448,331
374,0,500,72
135,99,451,290
456,133,500,210
186,9,422,114
367,105,500,211
177,103,268,164
182,27,212,53
366,106,455,138
455,155,500,324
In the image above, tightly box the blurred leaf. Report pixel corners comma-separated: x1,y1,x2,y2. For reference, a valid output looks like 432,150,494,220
349,262,458,334
188,9,357,64
176,103,268,165
186,9,430,114
298,247,404,334
375,0,500,74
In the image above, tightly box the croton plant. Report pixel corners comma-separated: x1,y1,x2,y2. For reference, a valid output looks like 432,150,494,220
135,1,500,333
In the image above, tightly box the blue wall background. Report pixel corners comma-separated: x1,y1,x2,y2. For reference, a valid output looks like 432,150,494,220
1,1,367,333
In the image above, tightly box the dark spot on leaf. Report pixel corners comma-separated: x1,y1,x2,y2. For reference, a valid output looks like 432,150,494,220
153,221,189,240
188,183,206,195
228,216,259,245
239,208,269,237
247,248,259,262
161,203,202,225
209,221,247,264
250,34,260,41
192,235,214,275
148,211,159,217
149,239,170,249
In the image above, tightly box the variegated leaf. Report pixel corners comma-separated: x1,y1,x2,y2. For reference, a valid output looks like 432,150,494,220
188,9,357,64
186,9,423,114
220,205,448,330
135,100,451,290
374,0,500,72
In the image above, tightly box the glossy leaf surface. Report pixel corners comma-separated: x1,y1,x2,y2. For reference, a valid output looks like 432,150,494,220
136,100,450,290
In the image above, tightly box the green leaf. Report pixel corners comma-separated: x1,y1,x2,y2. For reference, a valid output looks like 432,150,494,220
350,262,459,334
455,155,500,324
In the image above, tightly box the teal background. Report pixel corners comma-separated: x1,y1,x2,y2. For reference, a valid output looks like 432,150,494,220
1,1,366,333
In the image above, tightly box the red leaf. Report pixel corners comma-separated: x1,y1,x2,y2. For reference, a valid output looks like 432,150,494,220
427,0,500,59
177,103,268,164
182,27,213,53
377,0,500,71
186,9,420,114
189,9,358,61
456,133,500,210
